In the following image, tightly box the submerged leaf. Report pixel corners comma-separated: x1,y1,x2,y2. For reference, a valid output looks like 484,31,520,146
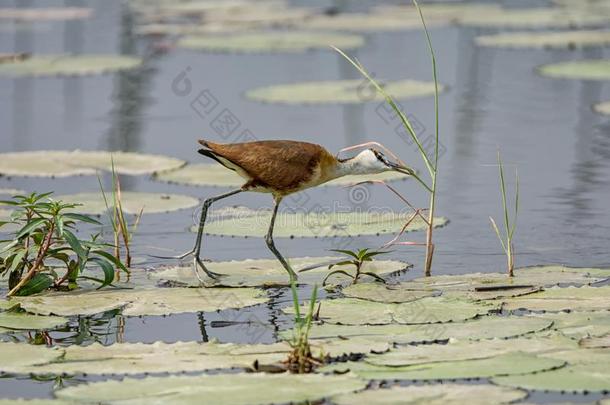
151,256,409,287
0,55,142,77
331,384,527,405
57,192,199,215
246,79,444,105
154,163,410,187
178,32,364,53
538,59,610,80
55,373,367,404
0,150,185,177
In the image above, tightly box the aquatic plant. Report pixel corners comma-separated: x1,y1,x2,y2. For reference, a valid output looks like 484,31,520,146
324,248,389,286
285,281,322,373
334,0,440,276
489,151,519,277
97,157,143,269
0,192,128,297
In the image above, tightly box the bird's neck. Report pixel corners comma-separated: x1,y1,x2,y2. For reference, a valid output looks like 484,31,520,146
332,157,371,178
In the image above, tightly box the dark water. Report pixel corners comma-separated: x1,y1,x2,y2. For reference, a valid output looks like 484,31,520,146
1,0,610,402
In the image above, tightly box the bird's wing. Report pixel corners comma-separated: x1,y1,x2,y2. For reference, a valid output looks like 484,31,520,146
199,139,333,192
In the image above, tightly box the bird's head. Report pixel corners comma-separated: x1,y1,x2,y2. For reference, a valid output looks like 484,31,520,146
348,148,415,176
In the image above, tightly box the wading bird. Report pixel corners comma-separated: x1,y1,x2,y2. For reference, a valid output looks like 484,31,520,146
164,139,415,282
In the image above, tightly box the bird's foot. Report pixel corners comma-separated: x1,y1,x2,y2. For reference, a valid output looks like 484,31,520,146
148,249,194,260
148,250,223,281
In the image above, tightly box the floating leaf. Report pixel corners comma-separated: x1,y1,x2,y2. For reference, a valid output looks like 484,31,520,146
538,59,610,80
364,334,576,367
579,334,610,348
177,32,364,53
0,55,142,77
331,384,527,405
476,30,610,49
594,100,610,115
0,150,185,177
0,311,68,331
57,192,199,215
501,286,610,312
534,311,610,339
296,13,451,32
285,297,498,325
341,283,438,303
493,363,610,393
154,163,410,187
199,209,447,238
0,188,25,195
0,342,64,370
0,7,92,21
457,8,610,28
246,79,444,105
55,373,367,404
321,352,565,380
14,287,268,317
151,257,410,287
299,316,553,343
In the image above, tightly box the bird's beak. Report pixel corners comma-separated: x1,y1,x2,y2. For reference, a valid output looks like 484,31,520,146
387,161,415,176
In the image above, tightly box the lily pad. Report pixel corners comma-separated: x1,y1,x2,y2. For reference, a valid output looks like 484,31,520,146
0,311,68,330
476,30,610,49
0,188,25,195
0,7,92,21
153,163,410,187
55,373,368,404
342,283,438,303
246,79,444,105
297,13,451,32
331,384,527,405
457,8,610,29
199,209,447,238
321,352,565,380
285,297,498,325
13,287,268,317
56,192,199,215
0,342,64,370
300,316,553,343
501,286,610,312
177,32,364,53
0,55,142,77
579,334,610,348
0,150,185,177
364,334,576,367
538,59,610,80
535,311,610,339
151,257,410,287
493,362,610,393
593,100,610,115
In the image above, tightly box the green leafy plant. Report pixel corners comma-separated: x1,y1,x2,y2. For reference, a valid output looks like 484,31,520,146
324,248,389,286
0,192,128,297
284,281,321,373
97,157,143,269
489,151,519,277
334,0,440,276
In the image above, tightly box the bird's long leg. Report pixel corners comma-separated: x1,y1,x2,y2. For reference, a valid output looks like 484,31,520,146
150,188,242,281
265,197,297,282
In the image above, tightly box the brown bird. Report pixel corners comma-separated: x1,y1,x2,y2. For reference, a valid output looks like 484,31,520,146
163,139,414,282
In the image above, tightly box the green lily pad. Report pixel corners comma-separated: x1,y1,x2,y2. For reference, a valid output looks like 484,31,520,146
0,342,64,370
0,401,75,405
300,316,553,343
538,59,610,80
594,100,610,115
55,373,368,404
0,7,92,21
285,297,498,325
151,257,410,287
0,188,25,195
321,352,565,380
199,209,447,238
246,79,444,105
331,384,527,405
501,286,610,312
0,311,68,330
493,362,610,393
341,283,438,303
56,191,199,215
297,13,451,32
364,334,576,367
0,55,142,77
457,8,610,28
177,32,364,53
534,311,610,339
545,347,610,364
476,30,610,49
0,150,185,177
13,287,268,317
579,334,610,348
153,163,411,187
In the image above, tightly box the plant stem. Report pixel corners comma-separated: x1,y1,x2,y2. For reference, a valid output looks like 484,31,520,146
7,222,55,297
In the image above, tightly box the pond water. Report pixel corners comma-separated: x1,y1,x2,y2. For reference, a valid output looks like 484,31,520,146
1,0,610,402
